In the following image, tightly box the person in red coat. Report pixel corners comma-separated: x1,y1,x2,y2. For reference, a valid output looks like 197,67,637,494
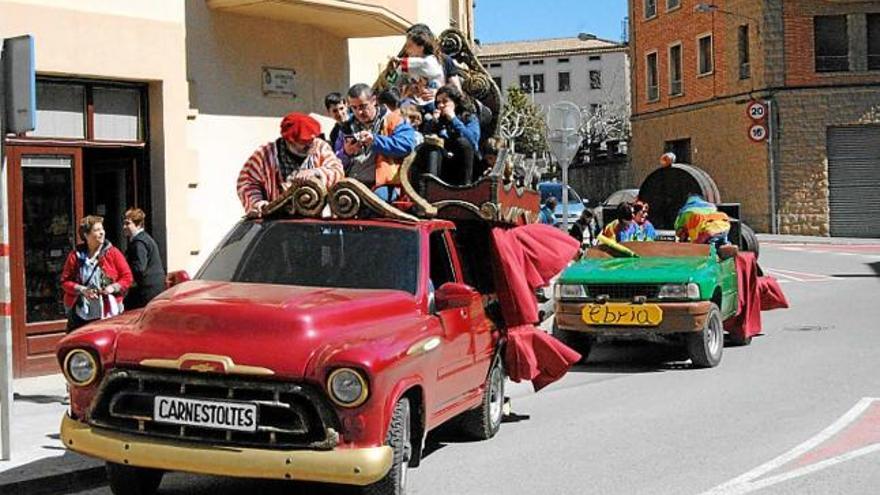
60,215,133,331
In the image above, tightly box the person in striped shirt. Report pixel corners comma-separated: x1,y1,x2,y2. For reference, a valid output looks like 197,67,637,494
237,112,343,218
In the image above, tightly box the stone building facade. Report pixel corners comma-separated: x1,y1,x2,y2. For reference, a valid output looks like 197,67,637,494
629,0,880,235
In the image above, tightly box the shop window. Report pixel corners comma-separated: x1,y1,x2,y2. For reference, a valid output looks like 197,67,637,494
739,25,751,79
646,52,659,102
868,14,880,70
815,15,849,72
28,82,85,139
21,155,75,323
94,87,142,141
558,71,571,92
669,43,683,96
590,70,602,89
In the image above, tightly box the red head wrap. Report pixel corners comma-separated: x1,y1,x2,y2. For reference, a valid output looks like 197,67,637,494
280,113,321,143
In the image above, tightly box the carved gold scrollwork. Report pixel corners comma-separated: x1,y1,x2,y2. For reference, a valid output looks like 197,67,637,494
328,179,420,222
328,180,363,219
398,152,438,217
291,177,327,217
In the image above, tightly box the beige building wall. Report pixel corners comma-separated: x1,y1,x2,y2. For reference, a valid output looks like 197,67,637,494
1,0,192,270
4,0,452,273
631,99,772,232
184,1,350,271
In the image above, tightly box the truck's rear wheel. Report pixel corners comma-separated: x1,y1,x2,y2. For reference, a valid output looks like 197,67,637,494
362,398,411,495
687,304,723,368
552,321,594,363
106,462,163,495
459,357,505,440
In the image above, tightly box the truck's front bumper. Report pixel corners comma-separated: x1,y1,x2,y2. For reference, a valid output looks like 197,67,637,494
556,301,712,335
60,414,392,486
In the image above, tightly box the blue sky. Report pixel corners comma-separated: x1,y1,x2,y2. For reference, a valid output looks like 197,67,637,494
474,0,628,44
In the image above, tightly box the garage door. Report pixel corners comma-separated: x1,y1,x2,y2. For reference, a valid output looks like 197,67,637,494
827,126,880,238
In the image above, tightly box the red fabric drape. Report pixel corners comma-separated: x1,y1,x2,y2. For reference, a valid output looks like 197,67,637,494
724,252,789,340
758,276,789,311
491,224,582,391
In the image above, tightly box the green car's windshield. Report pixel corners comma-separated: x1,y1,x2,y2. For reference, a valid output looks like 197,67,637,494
197,221,420,294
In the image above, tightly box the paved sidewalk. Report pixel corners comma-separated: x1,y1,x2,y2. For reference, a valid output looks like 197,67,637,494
757,233,880,245
0,374,105,495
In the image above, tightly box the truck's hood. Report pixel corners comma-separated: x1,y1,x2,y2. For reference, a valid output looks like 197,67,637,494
114,280,419,377
560,256,711,284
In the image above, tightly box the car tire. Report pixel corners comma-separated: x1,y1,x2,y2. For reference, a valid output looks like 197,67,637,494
551,321,594,363
106,462,163,495
459,357,505,440
363,398,411,495
687,303,724,368
739,223,759,259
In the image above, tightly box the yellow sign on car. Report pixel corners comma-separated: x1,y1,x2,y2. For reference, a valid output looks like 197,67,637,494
581,303,663,326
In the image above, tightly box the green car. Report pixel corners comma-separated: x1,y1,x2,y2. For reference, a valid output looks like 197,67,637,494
553,242,739,368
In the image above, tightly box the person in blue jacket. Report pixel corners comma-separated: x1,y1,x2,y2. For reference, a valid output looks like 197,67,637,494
423,84,481,185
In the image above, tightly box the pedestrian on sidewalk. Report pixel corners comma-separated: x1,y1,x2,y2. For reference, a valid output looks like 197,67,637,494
60,215,133,331
122,208,166,309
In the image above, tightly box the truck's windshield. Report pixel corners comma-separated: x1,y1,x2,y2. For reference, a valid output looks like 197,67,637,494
197,221,420,294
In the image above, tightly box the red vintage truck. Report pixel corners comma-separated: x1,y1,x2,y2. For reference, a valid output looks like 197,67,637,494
58,214,511,495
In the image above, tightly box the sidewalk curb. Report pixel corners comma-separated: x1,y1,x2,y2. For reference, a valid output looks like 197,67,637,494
1,465,106,495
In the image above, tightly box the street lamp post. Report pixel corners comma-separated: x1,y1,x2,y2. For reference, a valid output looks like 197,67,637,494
547,101,582,231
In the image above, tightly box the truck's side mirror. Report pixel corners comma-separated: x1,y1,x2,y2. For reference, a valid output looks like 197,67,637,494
435,282,477,311
165,270,191,289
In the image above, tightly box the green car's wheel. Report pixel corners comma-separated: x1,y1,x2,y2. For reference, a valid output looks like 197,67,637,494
687,303,724,368
552,320,594,363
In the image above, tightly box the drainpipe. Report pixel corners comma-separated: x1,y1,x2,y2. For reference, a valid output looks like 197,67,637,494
767,98,778,234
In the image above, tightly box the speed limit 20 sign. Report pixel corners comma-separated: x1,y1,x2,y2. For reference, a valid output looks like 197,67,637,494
747,101,767,121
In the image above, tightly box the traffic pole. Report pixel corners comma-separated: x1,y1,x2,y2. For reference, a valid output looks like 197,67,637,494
0,45,12,461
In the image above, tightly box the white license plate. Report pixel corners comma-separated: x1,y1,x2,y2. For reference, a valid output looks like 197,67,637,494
153,396,258,432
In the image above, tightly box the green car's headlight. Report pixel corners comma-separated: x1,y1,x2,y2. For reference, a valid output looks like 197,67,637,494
63,349,99,386
327,368,369,408
555,283,587,300
658,283,701,300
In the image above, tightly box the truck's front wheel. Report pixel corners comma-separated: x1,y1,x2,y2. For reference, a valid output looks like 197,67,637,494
363,398,411,495
106,462,163,495
459,357,505,440
687,304,724,368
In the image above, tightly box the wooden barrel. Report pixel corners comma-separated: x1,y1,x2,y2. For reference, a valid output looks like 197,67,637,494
638,164,722,230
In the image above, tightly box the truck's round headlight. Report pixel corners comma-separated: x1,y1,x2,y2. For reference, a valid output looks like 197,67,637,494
63,349,98,386
327,368,368,408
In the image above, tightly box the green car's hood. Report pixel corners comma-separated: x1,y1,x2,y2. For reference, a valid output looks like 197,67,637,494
560,256,712,284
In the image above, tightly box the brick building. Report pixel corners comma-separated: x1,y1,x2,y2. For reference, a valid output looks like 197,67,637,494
629,0,880,236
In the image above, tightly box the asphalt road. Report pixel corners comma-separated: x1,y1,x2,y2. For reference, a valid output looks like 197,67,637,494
73,242,880,495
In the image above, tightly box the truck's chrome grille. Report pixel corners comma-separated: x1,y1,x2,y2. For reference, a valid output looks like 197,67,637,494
89,369,339,450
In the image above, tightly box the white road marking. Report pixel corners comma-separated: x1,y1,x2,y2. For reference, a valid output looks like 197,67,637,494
700,397,880,495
